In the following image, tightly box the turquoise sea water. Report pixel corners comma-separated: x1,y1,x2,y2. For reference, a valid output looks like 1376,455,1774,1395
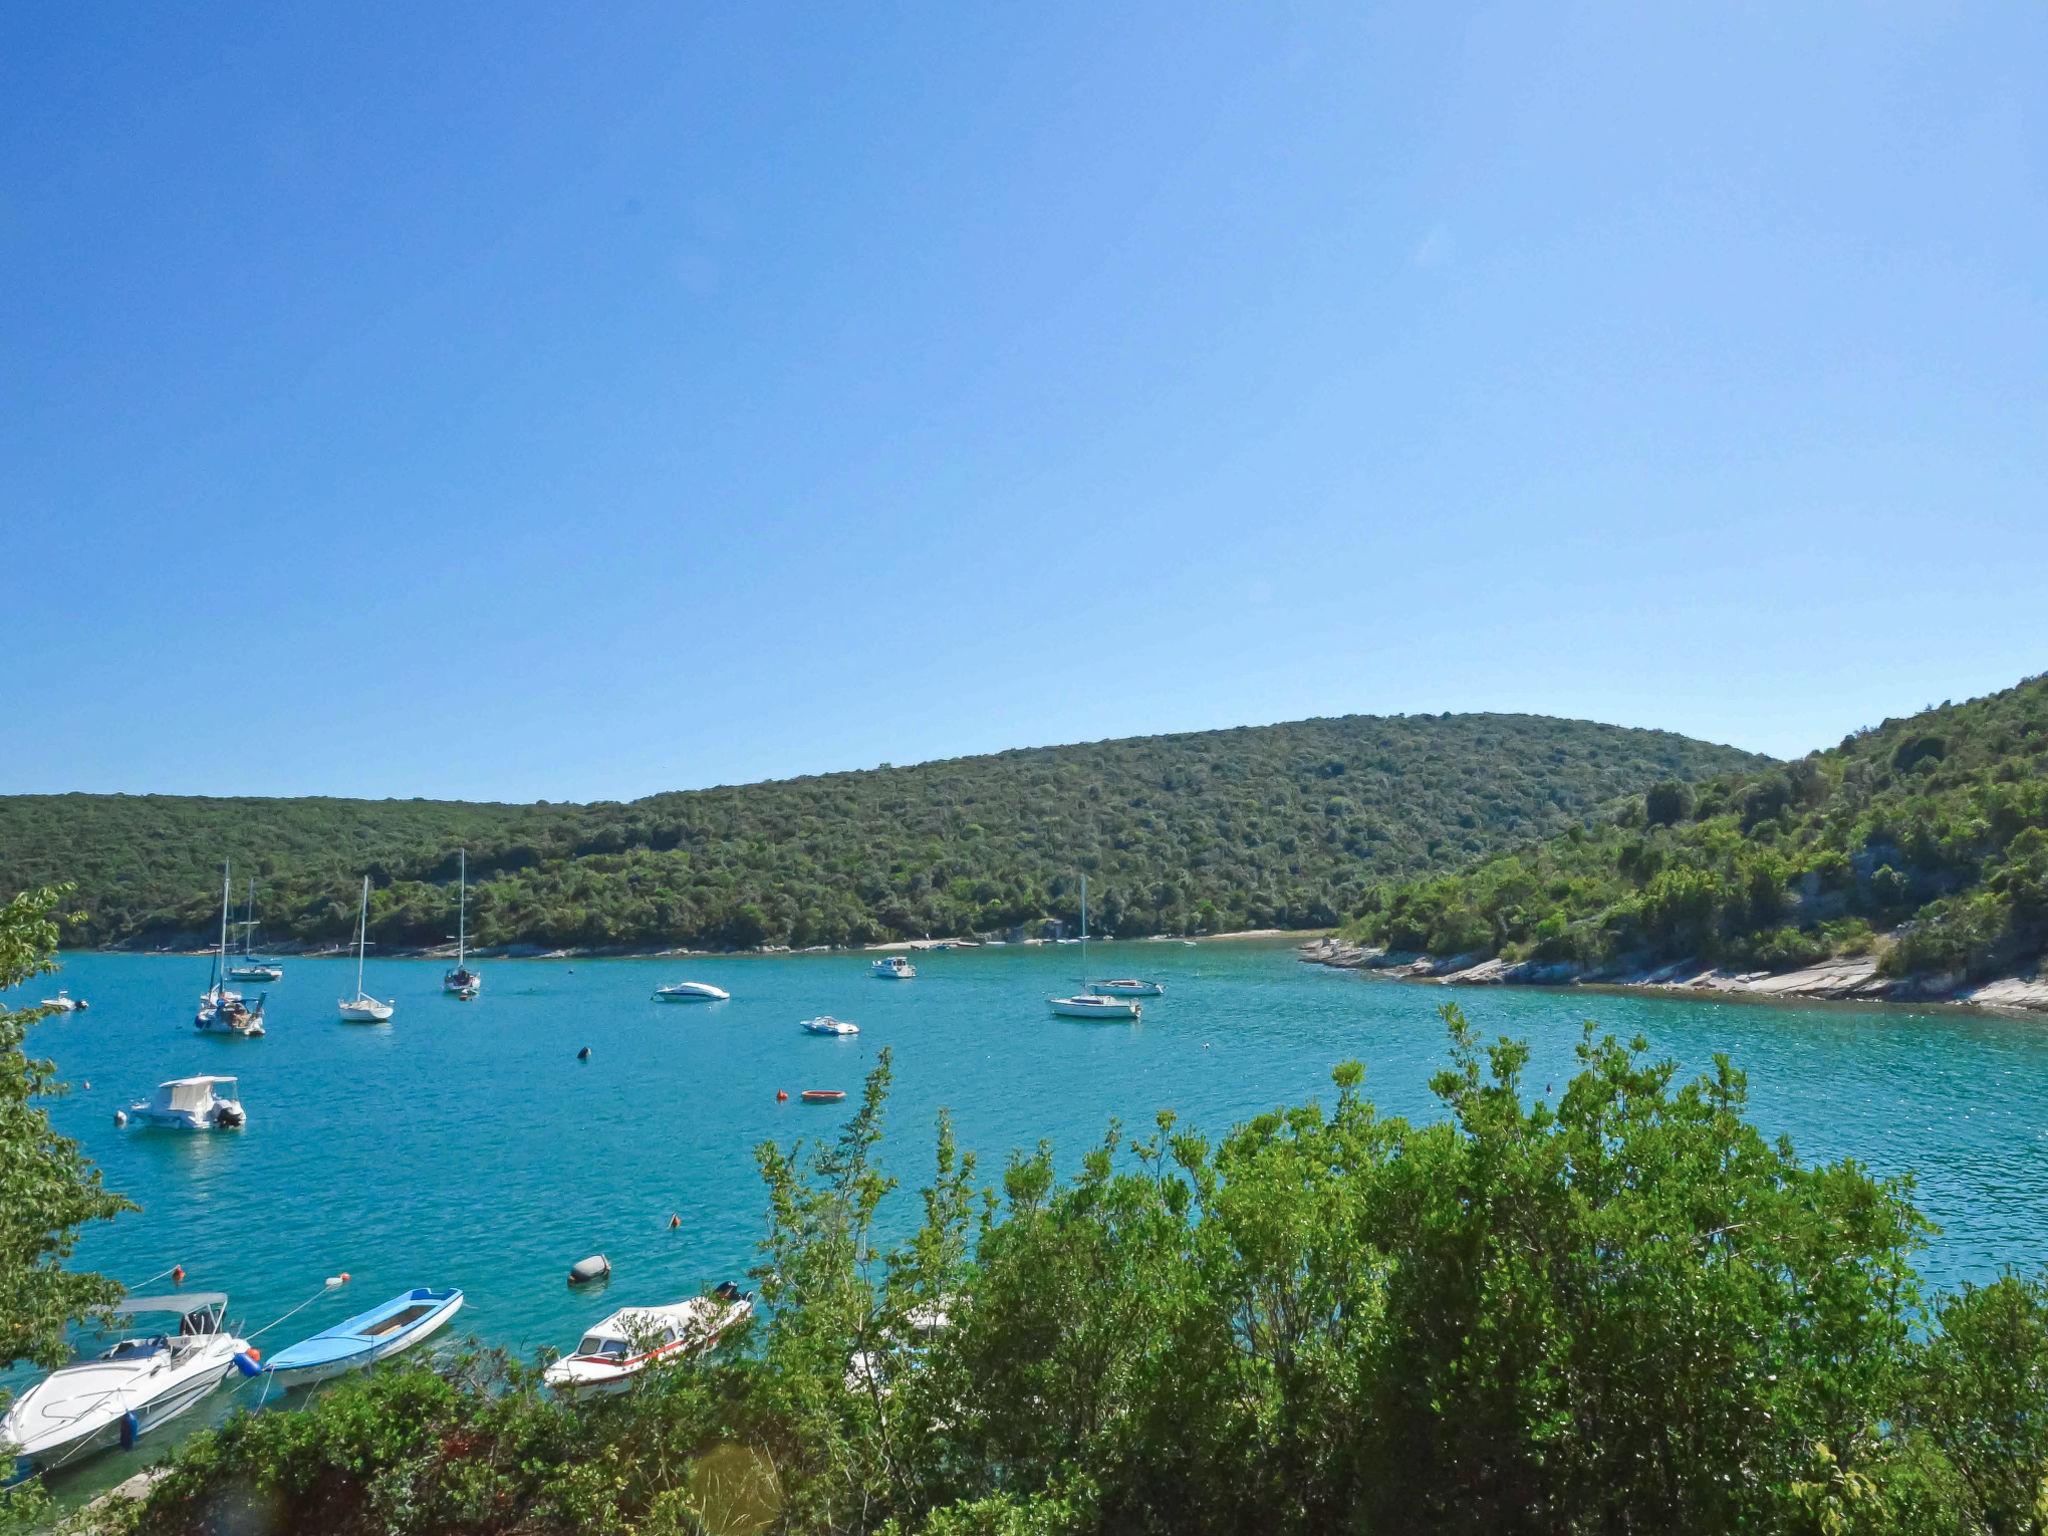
10,939,2048,1500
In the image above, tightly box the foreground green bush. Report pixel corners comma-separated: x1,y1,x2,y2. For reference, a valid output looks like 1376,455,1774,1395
86,1011,2048,1535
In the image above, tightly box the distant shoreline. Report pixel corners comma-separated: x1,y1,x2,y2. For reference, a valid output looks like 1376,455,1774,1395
76,928,1319,963
1299,936,2048,1014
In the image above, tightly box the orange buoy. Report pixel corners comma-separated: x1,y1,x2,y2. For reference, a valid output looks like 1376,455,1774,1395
171,1265,186,1285
776,1090,788,1102
245,1346,260,1362
668,1213,681,1229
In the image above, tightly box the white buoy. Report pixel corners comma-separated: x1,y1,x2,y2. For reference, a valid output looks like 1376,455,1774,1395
113,1109,128,1126
568,1254,611,1286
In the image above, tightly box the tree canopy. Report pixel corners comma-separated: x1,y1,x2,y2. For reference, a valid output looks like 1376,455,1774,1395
1347,673,2048,983
0,713,1761,952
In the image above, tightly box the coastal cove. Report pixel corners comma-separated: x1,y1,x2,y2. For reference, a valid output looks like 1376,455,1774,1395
14,938,2048,1506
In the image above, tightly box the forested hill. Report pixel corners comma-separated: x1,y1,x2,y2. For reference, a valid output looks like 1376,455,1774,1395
1,713,1764,951
1348,674,2048,983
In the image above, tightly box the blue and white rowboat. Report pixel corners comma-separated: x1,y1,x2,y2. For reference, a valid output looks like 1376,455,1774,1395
263,1287,464,1390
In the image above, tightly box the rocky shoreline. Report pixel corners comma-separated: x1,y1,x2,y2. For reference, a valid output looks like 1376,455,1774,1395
1299,936,2048,1014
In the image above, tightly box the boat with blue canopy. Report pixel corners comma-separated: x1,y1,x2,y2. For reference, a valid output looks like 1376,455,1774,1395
262,1286,464,1390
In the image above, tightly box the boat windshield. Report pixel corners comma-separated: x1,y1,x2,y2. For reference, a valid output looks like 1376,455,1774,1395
99,1336,169,1362
578,1335,631,1360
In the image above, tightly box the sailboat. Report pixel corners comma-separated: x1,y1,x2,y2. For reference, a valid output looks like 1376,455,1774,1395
443,849,481,999
338,876,395,1023
1048,876,1140,1020
196,866,266,1037
227,878,285,983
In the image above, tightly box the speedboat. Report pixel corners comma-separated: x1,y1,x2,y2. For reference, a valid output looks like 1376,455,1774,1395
801,1015,860,1036
871,955,916,979
1,1294,249,1472
654,981,730,1002
196,985,266,1037
126,1075,248,1129
1048,994,1142,1021
543,1283,753,1396
40,989,86,1013
846,1300,953,1396
262,1287,464,1391
1087,978,1164,997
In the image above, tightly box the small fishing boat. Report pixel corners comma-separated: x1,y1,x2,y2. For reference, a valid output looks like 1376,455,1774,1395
443,849,482,997
126,1075,248,1129
543,1283,753,1396
40,988,87,1013
801,1088,847,1103
871,955,916,979
1049,876,1140,1021
262,1287,465,1390
227,879,285,983
800,1015,860,1036
0,1294,250,1472
338,876,395,1023
654,981,730,1003
1087,978,1164,996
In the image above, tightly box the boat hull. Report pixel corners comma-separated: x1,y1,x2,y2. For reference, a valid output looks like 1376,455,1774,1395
265,1290,464,1391
1048,997,1142,1020
3,1341,243,1471
654,985,728,1002
338,1000,394,1023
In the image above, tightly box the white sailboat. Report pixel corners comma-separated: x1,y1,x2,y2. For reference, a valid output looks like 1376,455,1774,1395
196,866,266,1037
338,876,395,1023
1049,876,1140,1020
443,849,481,998
227,878,284,983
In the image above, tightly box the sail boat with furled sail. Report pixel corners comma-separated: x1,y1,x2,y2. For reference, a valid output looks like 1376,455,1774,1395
443,849,481,998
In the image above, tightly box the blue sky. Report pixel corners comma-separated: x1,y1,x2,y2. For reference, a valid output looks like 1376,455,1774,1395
4,4,2042,801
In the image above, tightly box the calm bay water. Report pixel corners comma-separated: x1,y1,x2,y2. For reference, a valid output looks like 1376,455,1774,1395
10,938,2048,1498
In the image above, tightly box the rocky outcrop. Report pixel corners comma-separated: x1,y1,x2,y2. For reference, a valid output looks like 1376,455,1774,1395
1300,937,2048,1013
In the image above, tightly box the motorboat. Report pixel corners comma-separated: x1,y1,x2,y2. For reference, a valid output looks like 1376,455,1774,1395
338,875,395,1024
654,981,730,1003
227,877,285,982
126,1075,248,1129
801,1015,860,1036
443,849,482,997
543,1283,753,1396
0,1294,249,1472
846,1299,953,1396
1048,994,1142,1020
262,1287,464,1391
871,955,916,979
1049,876,1142,1021
801,1088,847,1104
1087,978,1164,996
39,989,86,1013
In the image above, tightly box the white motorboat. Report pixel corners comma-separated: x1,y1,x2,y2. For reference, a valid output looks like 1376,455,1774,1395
801,1015,860,1036
1,1294,249,1473
654,981,730,1003
338,875,395,1023
1050,876,1141,1021
443,848,482,997
846,1300,953,1396
196,867,266,1036
126,1075,247,1129
543,1283,753,1396
226,877,285,983
39,988,86,1013
1087,978,1164,997
871,955,916,980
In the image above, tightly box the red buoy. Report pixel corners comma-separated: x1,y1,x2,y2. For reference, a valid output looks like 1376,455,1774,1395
668,1213,681,1229
171,1265,186,1285
776,1090,789,1102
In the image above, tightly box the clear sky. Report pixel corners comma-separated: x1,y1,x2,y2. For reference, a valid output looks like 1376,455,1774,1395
4,4,2042,801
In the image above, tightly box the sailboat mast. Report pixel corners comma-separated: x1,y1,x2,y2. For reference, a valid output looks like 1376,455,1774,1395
245,878,257,957
217,865,232,985
356,876,369,995
1080,873,1088,982
457,849,466,968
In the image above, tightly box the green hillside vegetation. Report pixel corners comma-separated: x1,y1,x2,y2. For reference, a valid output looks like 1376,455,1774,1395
1348,674,2048,982
0,714,1763,952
